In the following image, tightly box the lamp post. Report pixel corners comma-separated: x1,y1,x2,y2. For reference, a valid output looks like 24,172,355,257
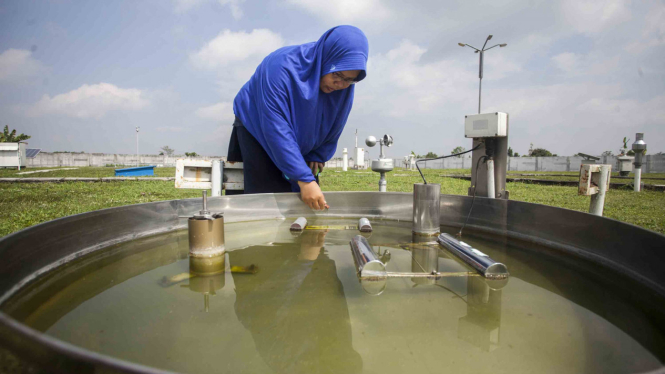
458,35,507,114
136,126,140,167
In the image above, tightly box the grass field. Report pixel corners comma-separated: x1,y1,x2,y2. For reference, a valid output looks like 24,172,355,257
0,166,663,237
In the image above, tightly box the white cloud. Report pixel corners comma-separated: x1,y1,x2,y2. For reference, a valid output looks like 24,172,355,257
195,101,234,123
560,0,631,34
27,83,148,119
356,39,481,119
174,0,244,18
173,0,205,13
190,29,285,70
552,52,580,72
285,0,390,22
0,49,46,83
218,0,244,19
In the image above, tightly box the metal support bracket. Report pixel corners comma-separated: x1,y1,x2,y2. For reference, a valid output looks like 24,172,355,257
175,159,244,193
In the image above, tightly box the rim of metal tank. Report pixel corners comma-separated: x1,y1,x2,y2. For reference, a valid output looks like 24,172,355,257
1,191,664,374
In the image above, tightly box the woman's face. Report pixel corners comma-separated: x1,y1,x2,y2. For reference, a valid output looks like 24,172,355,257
320,70,361,94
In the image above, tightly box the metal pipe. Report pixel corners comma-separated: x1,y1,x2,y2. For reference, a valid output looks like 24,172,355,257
486,159,495,198
290,217,307,231
437,233,509,280
359,218,372,232
589,165,611,216
135,126,140,167
379,172,387,192
412,183,441,236
478,52,483,114
349,235,387,295
634,168,642,192
632,133,646,192
211,160,221,197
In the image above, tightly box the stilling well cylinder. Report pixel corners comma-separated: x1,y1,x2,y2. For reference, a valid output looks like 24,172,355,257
188,215,225,258
412,183,441,236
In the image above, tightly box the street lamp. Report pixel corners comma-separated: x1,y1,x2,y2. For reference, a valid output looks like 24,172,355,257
136,126,140,167
458,35,507,114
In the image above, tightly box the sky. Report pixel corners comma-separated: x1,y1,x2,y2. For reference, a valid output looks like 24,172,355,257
0,0,663,159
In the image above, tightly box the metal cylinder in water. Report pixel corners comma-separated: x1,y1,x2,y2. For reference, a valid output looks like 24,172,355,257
412,183,441,236
290,217,307,231
437,233,509,280
349,235,387,295
359,217,372,232
188,215,225,258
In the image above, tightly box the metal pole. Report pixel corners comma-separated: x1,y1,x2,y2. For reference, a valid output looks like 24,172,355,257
633,168,641,192
211,160,221,197
486,159,495,198
135,126,140,167
589,165,610,216
478,51,483,114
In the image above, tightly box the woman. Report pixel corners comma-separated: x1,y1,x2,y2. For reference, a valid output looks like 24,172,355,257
227,25,368,210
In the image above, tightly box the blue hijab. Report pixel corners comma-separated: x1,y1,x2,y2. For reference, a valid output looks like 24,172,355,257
233,25,368,188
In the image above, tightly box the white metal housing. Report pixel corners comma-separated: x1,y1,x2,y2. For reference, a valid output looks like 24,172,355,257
0,142,27,169
464,112,508,138
175,159,244,191
355,147,365,169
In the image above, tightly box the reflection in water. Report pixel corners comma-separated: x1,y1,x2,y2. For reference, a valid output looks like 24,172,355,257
408,238,504,352
457,276,503,352
229,229,363,374
410,245,439,286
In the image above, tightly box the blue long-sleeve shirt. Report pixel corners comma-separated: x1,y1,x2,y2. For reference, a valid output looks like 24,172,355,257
233,25,368,185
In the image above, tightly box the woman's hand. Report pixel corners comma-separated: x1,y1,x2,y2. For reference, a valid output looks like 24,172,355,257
298,180,329,210
307,161,325,176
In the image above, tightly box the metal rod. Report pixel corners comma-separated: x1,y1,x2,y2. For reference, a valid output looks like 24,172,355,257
437,233,509,280
349,235,386,278
360,271,478,281
202,190,207,212
135,126,140,167
478,51,483,113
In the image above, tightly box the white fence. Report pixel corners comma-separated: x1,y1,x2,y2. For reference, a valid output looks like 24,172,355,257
25,152,665,173
328,155,665,173
27,152,225,168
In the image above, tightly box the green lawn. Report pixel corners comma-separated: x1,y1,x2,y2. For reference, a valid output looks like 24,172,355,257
0,167,663,237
